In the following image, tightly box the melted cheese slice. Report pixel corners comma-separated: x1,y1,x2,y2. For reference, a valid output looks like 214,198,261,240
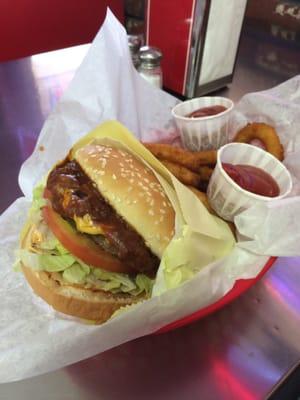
74,214,104,235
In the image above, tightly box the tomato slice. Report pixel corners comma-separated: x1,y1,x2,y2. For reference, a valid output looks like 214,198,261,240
42,205,134,274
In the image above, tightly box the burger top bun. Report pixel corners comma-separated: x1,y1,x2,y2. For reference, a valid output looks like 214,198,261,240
74,143,175,258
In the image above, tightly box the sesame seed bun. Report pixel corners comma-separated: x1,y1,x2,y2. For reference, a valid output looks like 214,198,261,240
21,143,175,323
74,143,175,258
21,226,146,323
21,264,144,323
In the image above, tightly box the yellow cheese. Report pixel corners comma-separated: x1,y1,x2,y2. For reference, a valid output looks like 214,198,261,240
27,225,44,254
74,214,103,235
31,227,43,245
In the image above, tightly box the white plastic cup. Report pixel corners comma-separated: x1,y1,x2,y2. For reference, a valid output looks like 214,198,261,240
207,143,292,222
171,96,234,151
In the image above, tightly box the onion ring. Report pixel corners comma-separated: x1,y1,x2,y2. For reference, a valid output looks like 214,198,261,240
161,160,202,188
198,166,214,182
143,143,217,170
233,123,284,161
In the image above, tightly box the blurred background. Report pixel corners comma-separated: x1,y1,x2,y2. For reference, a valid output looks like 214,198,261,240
0,0,299,97
124,0,300,97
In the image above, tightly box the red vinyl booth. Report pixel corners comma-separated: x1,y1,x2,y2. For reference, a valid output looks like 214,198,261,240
0,0,124,62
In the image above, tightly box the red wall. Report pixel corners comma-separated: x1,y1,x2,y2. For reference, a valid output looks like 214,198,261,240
0,0,124,61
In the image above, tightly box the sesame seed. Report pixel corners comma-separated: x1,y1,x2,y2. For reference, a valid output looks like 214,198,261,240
148,209,154,216
112,174,117,180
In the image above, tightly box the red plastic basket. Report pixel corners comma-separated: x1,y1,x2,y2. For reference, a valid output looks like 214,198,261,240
157,257,277,333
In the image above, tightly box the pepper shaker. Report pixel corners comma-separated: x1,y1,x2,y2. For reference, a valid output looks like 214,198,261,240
138,46,163,89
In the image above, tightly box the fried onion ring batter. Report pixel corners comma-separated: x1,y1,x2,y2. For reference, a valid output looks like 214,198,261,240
143,143,217,170
233,123,284,161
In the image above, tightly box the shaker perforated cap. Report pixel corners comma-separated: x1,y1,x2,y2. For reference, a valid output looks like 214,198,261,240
138,46,162,68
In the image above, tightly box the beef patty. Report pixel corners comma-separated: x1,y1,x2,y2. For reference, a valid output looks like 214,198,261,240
46,159,160,274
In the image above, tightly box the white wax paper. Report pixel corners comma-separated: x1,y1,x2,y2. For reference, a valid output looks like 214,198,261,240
1,10,300,383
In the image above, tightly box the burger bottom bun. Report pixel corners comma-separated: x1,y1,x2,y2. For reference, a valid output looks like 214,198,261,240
21,264,146,324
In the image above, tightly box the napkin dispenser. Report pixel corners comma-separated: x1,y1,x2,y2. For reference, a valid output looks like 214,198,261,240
146,0,248,97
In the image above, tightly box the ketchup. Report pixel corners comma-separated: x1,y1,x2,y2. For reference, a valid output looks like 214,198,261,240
186,105,227,118
222,163,280,197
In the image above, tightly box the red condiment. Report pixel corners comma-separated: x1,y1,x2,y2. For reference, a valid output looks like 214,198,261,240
186,105,227,118
222,163,280,197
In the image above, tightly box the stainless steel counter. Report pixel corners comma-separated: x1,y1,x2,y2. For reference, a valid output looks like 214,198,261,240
1,20,300,400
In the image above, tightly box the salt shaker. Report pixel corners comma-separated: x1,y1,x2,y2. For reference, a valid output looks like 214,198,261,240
138,46,163,89
127,35,142,69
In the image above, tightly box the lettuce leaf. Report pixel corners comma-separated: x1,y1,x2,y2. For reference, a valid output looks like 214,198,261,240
29,185,47,217
19,250,74,272
20,245,153,296
20,185,153,296
63,264,90,284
